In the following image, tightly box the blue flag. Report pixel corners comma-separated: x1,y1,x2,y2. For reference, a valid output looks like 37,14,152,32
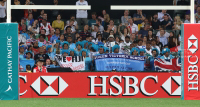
20,60,35,71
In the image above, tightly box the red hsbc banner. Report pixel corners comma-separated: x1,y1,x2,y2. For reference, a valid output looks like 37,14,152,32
182,24,200,100
20,72,181,98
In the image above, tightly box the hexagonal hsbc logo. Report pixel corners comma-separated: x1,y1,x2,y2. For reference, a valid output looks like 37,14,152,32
31,76,68,96
188,34,198,54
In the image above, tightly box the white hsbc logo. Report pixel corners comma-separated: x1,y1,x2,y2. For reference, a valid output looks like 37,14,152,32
31,76,68,96
188,34,198,54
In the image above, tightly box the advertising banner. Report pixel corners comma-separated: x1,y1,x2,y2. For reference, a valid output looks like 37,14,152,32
20,72,181,98
0,23,19,100
95,54,145,71
56,55,85,71
181,24,200,100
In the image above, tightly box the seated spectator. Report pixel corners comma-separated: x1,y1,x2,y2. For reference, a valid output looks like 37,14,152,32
168,32,177,49
130,47,139,56
53,40,61,54
38,10,44,23
36,29,48,41
66,15,78,30
137,39,146,49
160,48,174,60
128,18,138,35
62,41,70,50
46,45,55,60
26,65,32,73
156,37,164,52
104,35,115,48
33,59,47,73
59,34,66,44
112,45,120,54
32,41,39,55
79,25,91,40
19,45,25,60
64,26,76,43
96,45,105,55
26,13,34,28
138,48,146,56
80,49,92,71
147,30,154,41
151,13,161,30
133,10,146,25
75,41,83,55
145,41,152,56
52,14,64,30
120,36,131,51
195,6,200,23
121,10,131,25
45,59,52,68
161,14,174,30
118,24,130,41
156,28,170,46
28,20,39,35
34,46,50,62
130,33,136,43
98,10,110,28
69,49,77,56
96,18,104,33
64,19,76,33
38,34,47,45
23,51,34,60
88,12,97,30
138,23,150,39
67,36,76,50
158,10,172,22
47,28,55,41
91,25,99,39
184,14,190,23
151,39,160,54
40,13,51,27
50,28,60,43
107,19,117,34
173,16,182,31
102,26,111,40
115,36,121,45
40,19,52,36
93,34,103,44
62,49,70,57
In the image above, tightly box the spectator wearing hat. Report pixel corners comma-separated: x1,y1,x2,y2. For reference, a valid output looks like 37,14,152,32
96,45,105,55
34,45,50,62
79,25,91,40
96,18,104,33
19,45,25,60
151,39,160,54
128,18,138,35
69,49,77,56
130,47,139,56
121,10,131,25
76,0,88,27
50,28,60,43
61,49,70,57
75,41,83,56
33,59,47,73
112,45,120,54
80,49,92,71
138,48,146,56
46,45,55,60
104,35,115,48
160,48,174,60
62,41,70,50
147,48,159,71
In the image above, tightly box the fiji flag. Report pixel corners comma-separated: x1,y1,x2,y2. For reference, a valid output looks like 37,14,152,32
20,60,35,71
154,58,181,71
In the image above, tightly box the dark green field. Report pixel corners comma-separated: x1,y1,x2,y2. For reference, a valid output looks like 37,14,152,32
1,98,200,107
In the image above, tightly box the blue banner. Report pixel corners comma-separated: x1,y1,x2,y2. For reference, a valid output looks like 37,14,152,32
95,54,145,71
20,60,35,71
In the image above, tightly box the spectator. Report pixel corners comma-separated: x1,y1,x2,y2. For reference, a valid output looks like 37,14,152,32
142,36,147,47
61,49,70,57
121,10,131,25
130,47,139,56
80,49,92,71
130,33,136,43
64,19,76,33
88,12,97,30
137,39,146,49
120,36,131,53
51,0,60,20
112,45,120,54
38,10,44,23
138,48,146,56
52,14,64,30
40,13,51,27
160,48,174,60
40,19,52,36
59,34,66,44
36,29,48,41
128,18,138,35
98,10,110,28
96,18,104,33
168,32,177,49
67,36,76,49
173,16,182,31
138,23,150,39
19,45,25,60
104,35,115,48
91,25,99,39
0,0,6,23
145,41,152,56
28,20,39,35
161,14,174,30
158,10,172,22
184,14,190,23
156,29,170,46
151,13,161,30
76,0,88,26
195,6,200,23
38,34,47,45
107,19,117,34
102,26,112,40
50,28,60,43
151,39,160,54
26,13,34,28
46,45,55,60
118,24,130,41
93,34,103,44
66,15,78,30
23,51,34,60
33,59,47,73
64,26,76,43
24,0,37,19
147,30,154,41
34,46,50,62
79,25,91,40
148,48,159,71
133,10,146,25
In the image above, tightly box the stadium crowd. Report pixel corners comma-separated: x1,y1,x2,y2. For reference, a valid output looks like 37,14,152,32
0,0,198,72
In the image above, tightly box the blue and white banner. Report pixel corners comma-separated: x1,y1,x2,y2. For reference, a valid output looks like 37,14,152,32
95,54,145,71
20,60,35,71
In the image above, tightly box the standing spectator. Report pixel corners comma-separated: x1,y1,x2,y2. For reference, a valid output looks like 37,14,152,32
79,25,91,40
161,14,174,30
156,29,170,46
121,10,131,25
66,15,78,30
64,19,76,33
128,18,138,35
107,19,117,34
133,10,146,25
88,12,97,30
138,23,150,39
76,0,88,26
158,10,172,22
0,0,6,23
40,19,52,36
151,13,161,30
51,0,60,21
50,28,60,43
52,14,64,30
96,18,104,33
184,14,190,23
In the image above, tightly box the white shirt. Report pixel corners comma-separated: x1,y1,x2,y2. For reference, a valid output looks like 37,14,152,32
0,2,6,18
64,25,76,33
91,31,97,38
128,23,138,34
146,49,152,56
98,25,104,33
66,20,78,26
156,32,170,46
158,12,172,22
76,0,88,18
151,45,160,54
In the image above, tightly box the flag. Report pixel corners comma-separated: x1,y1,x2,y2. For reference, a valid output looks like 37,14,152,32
154,58,181,71
20,60,35,71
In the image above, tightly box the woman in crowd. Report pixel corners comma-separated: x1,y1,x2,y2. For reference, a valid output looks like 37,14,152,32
28,20,39,35
118,25,130,41
107,19,117,34
147,30,154,41
52,14,64,30
168,31,177,49
26,13,34,28
142,36,148,48
46,45,55,60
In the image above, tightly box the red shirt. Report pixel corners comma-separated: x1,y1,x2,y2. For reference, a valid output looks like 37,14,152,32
33,66,47,73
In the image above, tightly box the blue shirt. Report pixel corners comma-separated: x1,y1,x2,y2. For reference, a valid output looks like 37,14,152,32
50,35,60,43
138,29,148,38
20,33,30,40
84,57,92,71
160,55,174,60
133,13,146,25
69,43,76,50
